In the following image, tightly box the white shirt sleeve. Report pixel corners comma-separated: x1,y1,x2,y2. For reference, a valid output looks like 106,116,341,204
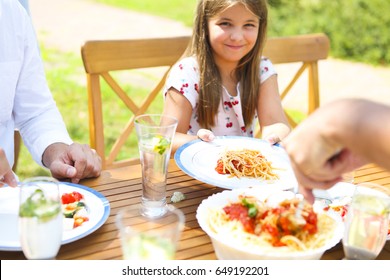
0,0,72,167
260,57,277,83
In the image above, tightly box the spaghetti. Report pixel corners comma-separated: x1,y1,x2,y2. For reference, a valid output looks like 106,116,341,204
215,149,279,180
208,195,337,253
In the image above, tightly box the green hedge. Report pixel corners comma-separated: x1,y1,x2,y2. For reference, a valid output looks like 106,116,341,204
268,0,390,65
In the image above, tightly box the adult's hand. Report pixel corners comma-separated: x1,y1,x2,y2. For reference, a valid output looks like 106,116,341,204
282,99,368,202
42,143,102,184
0,148,18,187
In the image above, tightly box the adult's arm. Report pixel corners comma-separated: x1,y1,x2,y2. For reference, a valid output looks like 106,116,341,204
10,3,101,182
11,3,73,166
282,98,390,201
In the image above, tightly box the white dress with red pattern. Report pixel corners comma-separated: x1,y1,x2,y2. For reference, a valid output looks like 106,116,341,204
163,56,277,137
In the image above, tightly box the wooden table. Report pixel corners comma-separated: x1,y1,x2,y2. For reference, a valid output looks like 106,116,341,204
1,160,389,260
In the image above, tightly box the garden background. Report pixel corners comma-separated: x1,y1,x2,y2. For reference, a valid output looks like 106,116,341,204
17,0,390,179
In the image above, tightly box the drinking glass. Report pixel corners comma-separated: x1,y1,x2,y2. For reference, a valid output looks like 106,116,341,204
116,204,185,260
134,114,178,217
19,177,63,259
342,183,390,259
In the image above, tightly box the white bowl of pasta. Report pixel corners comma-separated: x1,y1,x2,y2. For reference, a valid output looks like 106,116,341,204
196,187,344,260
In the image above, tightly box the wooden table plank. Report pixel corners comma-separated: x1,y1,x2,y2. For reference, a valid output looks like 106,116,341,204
1,161,389,260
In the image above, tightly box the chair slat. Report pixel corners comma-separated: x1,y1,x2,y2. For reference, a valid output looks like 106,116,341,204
82,37,190,73
263,33,329,63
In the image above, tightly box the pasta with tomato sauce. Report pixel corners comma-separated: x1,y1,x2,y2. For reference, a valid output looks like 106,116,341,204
207,195,337,252
215,149,279,180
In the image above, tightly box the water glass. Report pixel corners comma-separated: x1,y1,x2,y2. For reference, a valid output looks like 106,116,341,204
342,183,390,259
19,177,63,260
134,114,178,217
116,204,185,260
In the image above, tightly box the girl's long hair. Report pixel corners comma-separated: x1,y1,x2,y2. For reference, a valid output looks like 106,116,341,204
187,0,268,129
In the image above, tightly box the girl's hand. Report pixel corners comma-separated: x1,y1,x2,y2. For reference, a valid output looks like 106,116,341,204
197,129,215,142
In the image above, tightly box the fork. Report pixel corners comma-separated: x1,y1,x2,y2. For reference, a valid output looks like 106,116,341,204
293,185,306,225
294,199,306,225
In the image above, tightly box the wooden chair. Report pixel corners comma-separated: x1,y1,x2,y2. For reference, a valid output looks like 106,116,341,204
262,33,330,129
81,33,329,169
81,36,190,169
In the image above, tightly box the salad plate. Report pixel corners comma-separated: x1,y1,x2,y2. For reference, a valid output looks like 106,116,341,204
174,136,297,190
0,182,110,251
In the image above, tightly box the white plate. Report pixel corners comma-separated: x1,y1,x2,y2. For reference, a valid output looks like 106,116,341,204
174,136,297,190
313,182,390,240
0,182,110,251
313,182,388,200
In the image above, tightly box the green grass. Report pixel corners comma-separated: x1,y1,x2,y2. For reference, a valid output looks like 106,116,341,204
95,0,197,27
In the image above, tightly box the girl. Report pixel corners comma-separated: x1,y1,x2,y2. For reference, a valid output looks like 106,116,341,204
162,0,290,152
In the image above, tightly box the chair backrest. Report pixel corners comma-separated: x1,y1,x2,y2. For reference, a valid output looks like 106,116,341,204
262,33,330,130
81,36,190,169
81,33,329,169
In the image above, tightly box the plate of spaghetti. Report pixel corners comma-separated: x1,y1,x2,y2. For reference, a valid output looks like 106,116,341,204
196,188,344,259
175,136,297,190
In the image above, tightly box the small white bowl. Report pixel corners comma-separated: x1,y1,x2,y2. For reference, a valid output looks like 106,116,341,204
196,187,344,260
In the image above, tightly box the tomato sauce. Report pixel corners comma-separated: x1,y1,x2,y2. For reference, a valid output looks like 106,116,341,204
223,197,320,247
223,203,255,233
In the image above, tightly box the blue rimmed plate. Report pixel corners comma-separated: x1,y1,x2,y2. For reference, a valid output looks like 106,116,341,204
0,182,110,251
174,136,297,191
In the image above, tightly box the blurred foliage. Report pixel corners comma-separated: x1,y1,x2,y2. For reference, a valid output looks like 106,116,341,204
267,0,390,65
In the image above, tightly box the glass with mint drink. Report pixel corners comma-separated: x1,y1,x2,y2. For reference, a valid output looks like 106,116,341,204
342,185,390,259
122,233,175,260
116,205,185,260
19,177,62,259
135,115,178,217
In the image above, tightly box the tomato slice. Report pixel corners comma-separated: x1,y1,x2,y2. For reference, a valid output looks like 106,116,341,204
61,193,75,204
72,191,84,201
74,217,89,228
61,191,84,204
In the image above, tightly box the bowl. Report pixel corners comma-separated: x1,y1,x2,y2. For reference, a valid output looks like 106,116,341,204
196,187,344,260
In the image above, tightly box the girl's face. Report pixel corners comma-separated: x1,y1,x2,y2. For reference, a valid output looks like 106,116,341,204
208,3,259,68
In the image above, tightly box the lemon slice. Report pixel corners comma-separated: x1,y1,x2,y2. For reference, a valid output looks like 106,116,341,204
354,194,388,216
152,135,170,155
